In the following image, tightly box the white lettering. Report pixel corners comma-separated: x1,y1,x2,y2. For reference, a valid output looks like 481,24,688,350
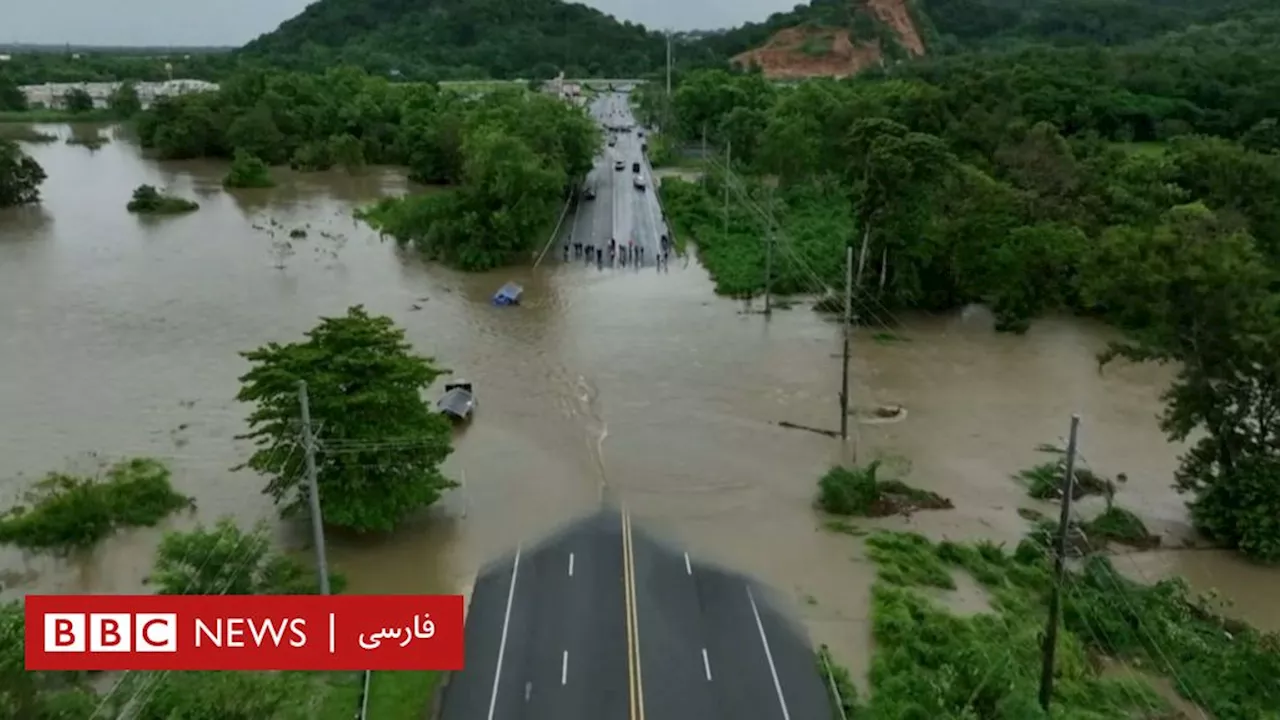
192,617,308,648
194,618,220,648
225,618,247,647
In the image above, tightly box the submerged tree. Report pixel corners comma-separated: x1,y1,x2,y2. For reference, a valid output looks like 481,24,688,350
236,306,456,533
1081,203,1280,561
0,139,47,207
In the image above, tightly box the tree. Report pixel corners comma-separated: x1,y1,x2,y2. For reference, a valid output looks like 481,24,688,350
1080,203,1280,561
149,518,342,594
130,671,314,720
60,88,93,113
236,306,456,533
0,74,26,112
0,139,47,208
107,82,142,118
222,150,274,189
0,602,96,719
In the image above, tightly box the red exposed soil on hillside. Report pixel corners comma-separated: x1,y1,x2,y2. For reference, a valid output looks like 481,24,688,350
732,0,925,80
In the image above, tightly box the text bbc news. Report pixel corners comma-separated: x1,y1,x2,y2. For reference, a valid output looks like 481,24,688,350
25,594,466,672
44,614,309,652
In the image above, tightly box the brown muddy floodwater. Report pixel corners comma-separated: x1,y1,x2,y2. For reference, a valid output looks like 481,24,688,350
2,124,1278,685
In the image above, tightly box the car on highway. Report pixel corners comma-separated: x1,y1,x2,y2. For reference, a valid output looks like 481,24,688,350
633,174,645,189
631,161,640,173
614,160,625,171
583,186,596,200
607,137,616,147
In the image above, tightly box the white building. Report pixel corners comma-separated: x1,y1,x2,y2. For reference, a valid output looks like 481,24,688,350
19,79,219,109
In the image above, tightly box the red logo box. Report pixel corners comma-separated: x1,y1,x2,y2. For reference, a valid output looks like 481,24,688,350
25,594,465,671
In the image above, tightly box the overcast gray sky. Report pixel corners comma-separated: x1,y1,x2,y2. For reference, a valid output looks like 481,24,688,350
4,0,797,47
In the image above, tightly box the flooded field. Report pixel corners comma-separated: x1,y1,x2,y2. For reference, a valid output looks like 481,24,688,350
2,123,1277,683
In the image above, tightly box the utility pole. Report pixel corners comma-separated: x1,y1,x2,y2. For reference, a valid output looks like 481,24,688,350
763,230,774,316
665,31,673,98
840,246,853,443
763,186,774,316
297,380,332,595
1038,414,1081,711
723,140,731,241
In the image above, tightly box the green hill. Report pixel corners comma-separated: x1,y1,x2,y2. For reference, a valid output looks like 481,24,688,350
239,0,668,80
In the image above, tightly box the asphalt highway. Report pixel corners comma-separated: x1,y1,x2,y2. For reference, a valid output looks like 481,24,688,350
437,507,834,720
558,92,669,269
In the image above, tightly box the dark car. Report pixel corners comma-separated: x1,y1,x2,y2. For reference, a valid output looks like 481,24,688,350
583,186,596,200
641,142,648,153
631,162,640,173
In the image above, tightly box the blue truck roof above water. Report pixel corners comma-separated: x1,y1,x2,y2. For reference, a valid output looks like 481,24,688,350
493,282,523,306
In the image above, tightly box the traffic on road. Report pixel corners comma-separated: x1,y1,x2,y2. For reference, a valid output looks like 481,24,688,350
560,93,671,271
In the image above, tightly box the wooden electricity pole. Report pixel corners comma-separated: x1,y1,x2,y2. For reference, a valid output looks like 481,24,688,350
1039,414,1081,710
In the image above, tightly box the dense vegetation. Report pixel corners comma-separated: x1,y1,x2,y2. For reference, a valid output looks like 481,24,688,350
0,52,232,85
0,138,46,207
126,184,199,213
239,0,668,81
651,11,1280,562
4,0,1280,87
0,458,193,553
134,67,597,268
236,306,457,533
829,529,1280,718
2,516,350,718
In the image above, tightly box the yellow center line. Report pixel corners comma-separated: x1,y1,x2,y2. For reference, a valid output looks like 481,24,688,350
623,508,638,720
628,510,646,719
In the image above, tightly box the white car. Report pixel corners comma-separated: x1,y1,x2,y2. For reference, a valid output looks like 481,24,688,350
633,174,646,189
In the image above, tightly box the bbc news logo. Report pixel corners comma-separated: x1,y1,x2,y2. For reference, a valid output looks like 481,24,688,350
45,613,177,652
26,594,465,672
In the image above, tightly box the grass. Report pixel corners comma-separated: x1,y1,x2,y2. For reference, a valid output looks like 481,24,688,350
366,671,440,717
66,133,109,150
0,458,194,554
315,672,365,720
314,668,440,718
0,109,115,123
0,125,58,142
661,173,853,297
817,462,953,518
827,528,1280,717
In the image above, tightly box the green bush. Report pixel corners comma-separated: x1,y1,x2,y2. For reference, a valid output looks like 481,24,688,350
848,530,1280,717
0,458,194,553
126,184,199,214
223,150,275,189
818,462,952,517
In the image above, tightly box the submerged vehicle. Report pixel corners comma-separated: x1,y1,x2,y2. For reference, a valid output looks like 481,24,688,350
437,380,476,422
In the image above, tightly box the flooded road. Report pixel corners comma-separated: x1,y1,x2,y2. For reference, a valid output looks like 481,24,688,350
2,125,1278,682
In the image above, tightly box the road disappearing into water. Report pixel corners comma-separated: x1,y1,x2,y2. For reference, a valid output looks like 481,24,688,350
437,507,833,720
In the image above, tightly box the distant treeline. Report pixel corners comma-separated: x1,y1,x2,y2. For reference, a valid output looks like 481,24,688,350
0,45,234,54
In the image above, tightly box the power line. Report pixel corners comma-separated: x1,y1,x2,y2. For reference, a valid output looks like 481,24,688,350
85,440,301,719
